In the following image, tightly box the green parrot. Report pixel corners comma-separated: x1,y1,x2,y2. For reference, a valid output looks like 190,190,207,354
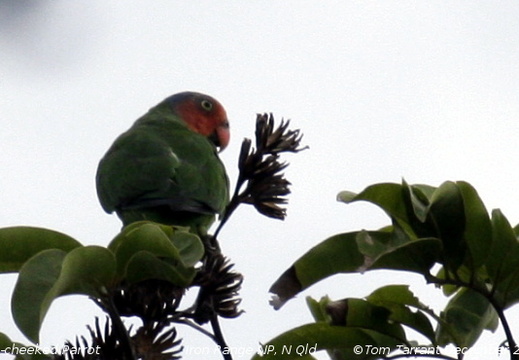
95,91,230,235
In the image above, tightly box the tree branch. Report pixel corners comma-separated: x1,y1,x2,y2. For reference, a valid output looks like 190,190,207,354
210,315,233,360
96,294,136,360
425,273,518,360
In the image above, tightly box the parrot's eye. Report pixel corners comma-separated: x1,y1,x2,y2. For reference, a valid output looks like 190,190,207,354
200,99,213,111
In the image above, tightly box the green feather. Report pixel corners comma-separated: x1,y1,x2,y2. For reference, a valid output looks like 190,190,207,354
96,100,229,235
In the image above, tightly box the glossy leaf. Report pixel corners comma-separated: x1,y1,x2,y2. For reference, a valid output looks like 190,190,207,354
107,221,190,252
270,232,364,307
407,183,436,204
436,288,498,348
311,296,404,337
513,223,519,237
399,181,441,240
108,222,202,282
337,183,406,220
270,230,441,308
125,251,196,287
109,222,181,277
46,246,116,297
12,247,116,343
435,266,459,296
427,181,466,271
12,249,67,343
402,181,430,223
306,296,330,323
355,231,441,274
169,230,204,267
487,209,519,308
272,180,518,358
342,298,407,340
0,332,10,349
457,181,492,270
0,226,81,273
338,183,416,236
305,296,337,360
366,285,436,343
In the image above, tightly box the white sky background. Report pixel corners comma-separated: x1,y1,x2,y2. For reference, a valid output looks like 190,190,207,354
1,1,519,359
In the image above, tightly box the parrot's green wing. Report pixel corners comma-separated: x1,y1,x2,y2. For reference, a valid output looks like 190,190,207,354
96,115,229,232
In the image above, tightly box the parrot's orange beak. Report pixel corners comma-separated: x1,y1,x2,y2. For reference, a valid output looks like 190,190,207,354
209,120,230,152
216,120,230,152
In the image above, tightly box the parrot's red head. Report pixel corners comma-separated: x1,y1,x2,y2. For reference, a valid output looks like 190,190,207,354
167,92,230,151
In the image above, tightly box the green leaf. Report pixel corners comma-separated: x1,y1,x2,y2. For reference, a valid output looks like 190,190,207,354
355,231,441,274
109,222,182,278
0,226,81,273
408,184,437,203
402,181,431,223
12,247,116,343
169,231,204,267
457,181,492,270
367,285,421,308
336,190,357,203
436,288,498,348
252,323,400,360
125,251,196,286
337,183,406,220
338,181,445,240
513,223,519,237
343,298,407,341
109,222,201,286
46,246,116,297
435,267,459,296
488,210,518,279
306,296,331,323
366,285,436,343
487,209,519,308
0,332,10,349
305,296,347,360
308,295,407,343
270,231,441,308
12,249,67,343
269,232,364,307
108,221,173,252
427,181,466,271
496,266,519,309
338,183,413,233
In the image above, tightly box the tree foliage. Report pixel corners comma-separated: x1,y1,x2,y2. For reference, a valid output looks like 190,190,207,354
3,116,519,359
265,180,519,359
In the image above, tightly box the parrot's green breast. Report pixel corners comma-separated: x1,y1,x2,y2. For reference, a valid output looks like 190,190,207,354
96,108,229,234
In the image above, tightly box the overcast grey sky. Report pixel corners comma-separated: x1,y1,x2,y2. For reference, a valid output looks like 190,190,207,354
2,1,519,359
